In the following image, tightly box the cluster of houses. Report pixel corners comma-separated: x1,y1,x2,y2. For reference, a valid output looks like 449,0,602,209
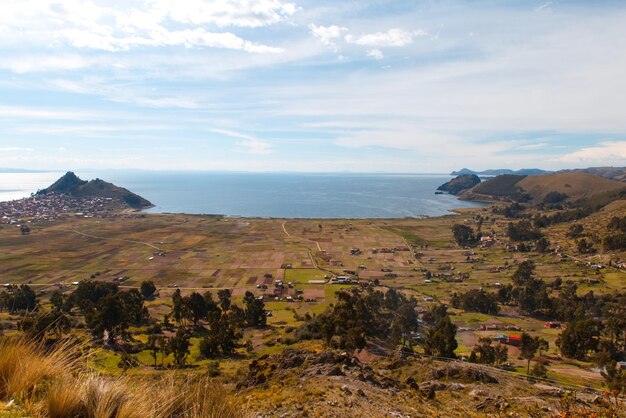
371,246,410,254
0,193,140,225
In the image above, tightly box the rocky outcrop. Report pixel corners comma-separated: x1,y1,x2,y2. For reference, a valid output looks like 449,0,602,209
37,171,152,209
437,174,481,195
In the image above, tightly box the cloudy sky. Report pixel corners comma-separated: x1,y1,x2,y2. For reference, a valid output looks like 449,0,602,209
1,0,625,173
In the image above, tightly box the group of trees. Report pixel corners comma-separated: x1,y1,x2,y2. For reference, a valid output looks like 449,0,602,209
0,284,37,313
452,224,480,247
166,288,266,363
297,287,417,350
450,289,499,315
422,305,458,358
297,288,461,360
14,280,269,368
603,215,626,251
533,208,592,228
507,220,543,242
468,337,508,366
495,260,551,316
58,281,148,343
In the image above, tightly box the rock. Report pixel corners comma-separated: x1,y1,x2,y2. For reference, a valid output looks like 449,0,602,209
341,385,352,395
356,388,366,397
469,388,486,399
437,174,481,195
447,383,466,391
405,377,419,390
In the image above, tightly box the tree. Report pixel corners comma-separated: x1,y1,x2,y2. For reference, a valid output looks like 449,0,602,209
168,328,191,368
0,284,37,313
171,289,189,326
452,224,477,247
494,343,508,366
423,315,458,358
20,310,70,341
50,291,66,312
520,333,547,375
20,225,30,235
577,239,595,254
557,319,601,360
507,221,542,242
186,292,208,325
140,281,156,299
218,289,232,312
85,293,125,341
512,260,535,286
243,291,266,328
567,224,584,238
470,338,497,365
344,326,367,350
147,334,162,367
530,360,548,378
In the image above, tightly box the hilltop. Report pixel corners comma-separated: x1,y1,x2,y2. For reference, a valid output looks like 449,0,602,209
558,166,626,182
37,171,152,209
451,168,550,176
461,172,626,204
437,174,481,195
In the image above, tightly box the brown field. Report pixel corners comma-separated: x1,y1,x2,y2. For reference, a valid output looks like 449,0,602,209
1,204,625,388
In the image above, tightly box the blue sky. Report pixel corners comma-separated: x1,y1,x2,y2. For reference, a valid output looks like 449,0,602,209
1,0,625,172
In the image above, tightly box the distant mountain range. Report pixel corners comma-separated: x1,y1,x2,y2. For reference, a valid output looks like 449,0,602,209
37,171,152,209
0,168,49,173
450,168,551,176
451,166,626,182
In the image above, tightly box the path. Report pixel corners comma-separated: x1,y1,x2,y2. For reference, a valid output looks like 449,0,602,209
281,221,336,275
63,228,165,251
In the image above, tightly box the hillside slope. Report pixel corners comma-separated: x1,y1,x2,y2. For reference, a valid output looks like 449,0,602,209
518,172,625,201
462,172,626,204
558,166,626,182
37,171,152,209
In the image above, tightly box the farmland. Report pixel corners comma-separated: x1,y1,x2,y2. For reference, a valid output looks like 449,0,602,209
1,203,625,395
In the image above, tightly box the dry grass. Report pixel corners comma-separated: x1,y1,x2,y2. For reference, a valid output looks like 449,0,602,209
0,336,240,418
157,376,240,418
0,336,77,403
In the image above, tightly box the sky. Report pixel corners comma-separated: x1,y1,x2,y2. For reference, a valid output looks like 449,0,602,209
1,0,625,173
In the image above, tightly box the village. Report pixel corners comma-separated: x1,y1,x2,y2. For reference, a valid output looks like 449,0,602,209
0,192,144,226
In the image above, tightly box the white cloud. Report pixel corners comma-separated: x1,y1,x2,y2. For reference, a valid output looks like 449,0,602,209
553,141,626,165
0,0,287,55
239,139,274,154
145,0,297,28
345,28,424,47
366,49,384,60
309,24,347,46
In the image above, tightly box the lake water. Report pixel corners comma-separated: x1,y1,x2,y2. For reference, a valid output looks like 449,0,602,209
0,171,484,218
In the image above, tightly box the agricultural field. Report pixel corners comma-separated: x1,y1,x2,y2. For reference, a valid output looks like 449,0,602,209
0,205,625,392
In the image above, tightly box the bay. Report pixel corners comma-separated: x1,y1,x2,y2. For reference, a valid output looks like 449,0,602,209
0,171,484,218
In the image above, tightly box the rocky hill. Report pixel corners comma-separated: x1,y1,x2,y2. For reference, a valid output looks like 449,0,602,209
437,174,481,195
239,347,617,417
37,171,152,209
451,168,550,176
461,172,626,204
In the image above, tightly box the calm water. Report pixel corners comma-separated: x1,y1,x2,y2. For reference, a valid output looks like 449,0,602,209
0,171,484,218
